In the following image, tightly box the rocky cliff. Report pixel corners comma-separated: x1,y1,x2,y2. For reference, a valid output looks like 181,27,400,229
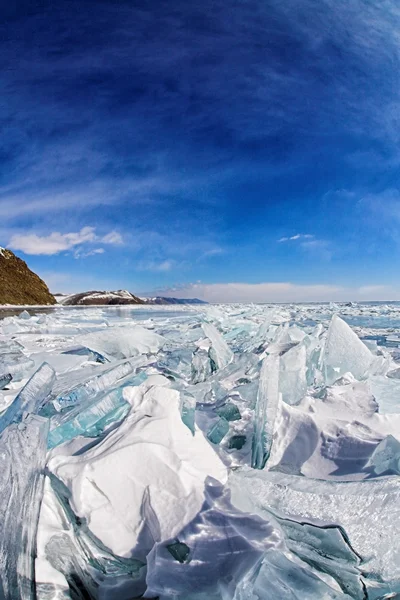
0,248,56,305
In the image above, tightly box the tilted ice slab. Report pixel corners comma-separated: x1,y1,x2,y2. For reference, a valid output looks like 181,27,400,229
48,382,227,558
321,314,377,384
0,362,55,435
230,468,400,584
202,322,234,371
78,325,166,360
0,415,49,599
251,354,280,469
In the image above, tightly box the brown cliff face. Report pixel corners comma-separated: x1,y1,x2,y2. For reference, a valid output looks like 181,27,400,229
0,249,56,305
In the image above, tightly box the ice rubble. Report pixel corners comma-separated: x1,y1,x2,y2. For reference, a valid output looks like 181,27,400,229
0,302,400,598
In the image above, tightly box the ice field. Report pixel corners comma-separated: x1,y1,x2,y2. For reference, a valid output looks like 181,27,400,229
0,302,400,599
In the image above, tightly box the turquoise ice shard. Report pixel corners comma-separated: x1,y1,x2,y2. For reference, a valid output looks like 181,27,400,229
275,517,365,599
233,550,352,599
251,354,280,469
179,391,196,434
53,360,136,412
321,314,374,384
366,435,400,476
202,322,234,371
215,402,241,421
0,363,55,434
48,387,132,448
42,474,146,599
207,418,229,444
229,469,400,585
228,434,247,450
279,342,307,405
0,415,49,599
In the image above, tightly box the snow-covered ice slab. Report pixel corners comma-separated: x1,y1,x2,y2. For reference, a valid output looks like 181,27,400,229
48,383,227,558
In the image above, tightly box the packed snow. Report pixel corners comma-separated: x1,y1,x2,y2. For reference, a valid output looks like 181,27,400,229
0,302,400,598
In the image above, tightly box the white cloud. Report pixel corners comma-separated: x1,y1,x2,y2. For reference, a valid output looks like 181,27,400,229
102,231,123,245
155,281,398,303
74,247,105,259
278,234,314,243
137,259,176,272
8,227,123,256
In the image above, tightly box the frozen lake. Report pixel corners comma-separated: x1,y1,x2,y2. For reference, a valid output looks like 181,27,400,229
0,302,399,598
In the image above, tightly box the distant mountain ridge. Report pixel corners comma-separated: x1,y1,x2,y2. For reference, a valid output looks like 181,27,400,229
0,248,56,305
56,291,207,306
57,290,143,306
142,296,207,305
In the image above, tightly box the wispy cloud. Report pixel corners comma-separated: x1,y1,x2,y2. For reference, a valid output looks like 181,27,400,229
74,248,105,259
278,234,314,243
136,259,178,273
102,231,123,245
8,227,123,256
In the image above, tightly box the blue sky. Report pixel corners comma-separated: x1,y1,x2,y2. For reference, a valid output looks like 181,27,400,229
2,0,400,301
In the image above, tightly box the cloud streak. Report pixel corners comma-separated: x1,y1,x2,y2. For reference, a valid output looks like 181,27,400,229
278,234,314,242
8,227,123,256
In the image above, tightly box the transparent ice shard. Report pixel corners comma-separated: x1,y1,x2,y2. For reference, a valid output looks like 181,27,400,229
0,415,49,599
321,315,375,384
251,354,280,469
0,362,55,434
215,401,241,421
242,312,276,353
233,549,351,600
275,516,365,599
302,326,325,386
366,435,400,476
179,391,196,435
368,375,400,414
62,345,109,364
207,417,229,444
0,351,35,380
202,322,234,371
158,348,193,380
279,342,307,405
79,325,166,360
230,469,400,583
48,387,133,448
52,360,136,412
42,475,146,600
191,348,212,383
19,310,31,320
